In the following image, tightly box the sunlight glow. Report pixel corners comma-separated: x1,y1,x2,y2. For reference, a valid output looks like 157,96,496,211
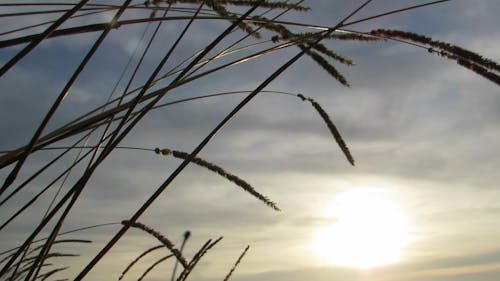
312,188,410,269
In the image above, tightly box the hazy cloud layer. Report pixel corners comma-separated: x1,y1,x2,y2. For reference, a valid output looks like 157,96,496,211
1,1,499,281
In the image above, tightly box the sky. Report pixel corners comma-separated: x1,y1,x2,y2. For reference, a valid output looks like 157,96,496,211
0,1,499,281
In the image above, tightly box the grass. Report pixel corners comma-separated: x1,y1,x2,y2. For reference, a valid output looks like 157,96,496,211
0,1,498,280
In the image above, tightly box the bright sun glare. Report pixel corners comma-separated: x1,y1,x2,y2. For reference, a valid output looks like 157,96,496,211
312,188,410,269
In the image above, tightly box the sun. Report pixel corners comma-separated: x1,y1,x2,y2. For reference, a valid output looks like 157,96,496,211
311,188,411,269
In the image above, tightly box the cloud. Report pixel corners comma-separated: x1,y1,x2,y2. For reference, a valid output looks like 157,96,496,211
1,2,499,281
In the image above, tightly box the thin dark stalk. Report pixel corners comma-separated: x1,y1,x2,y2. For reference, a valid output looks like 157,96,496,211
0,0,89,77
171,231,190,281
25,240,91,257
42,136,90,220
0,3,84,7
15,18,153,281
341,0,452,28
137,255,173,281
0,16,221,49
0,223,119,257
0,15,330,49
60,20,458,134
0,7,113,37
0,3,134,8
0,135,118,276
0,2,133,276
155,148,280,210
70,8,171,248
24,118,132,281
74,4,264,279
36,266,68,281
0,41,294,170
0,7,102,18
118,245,165,280
184,0,303,79
222,246,250,281
122,221,187,268
8,240,88,281
0,131,101,231
64,40,284,128
27,138,93,281
5,90,294,141
6,246,29,281
14,7,203,280
5,12,209,273
0,129,93,206
23,183,80,281
176,237,223,281
0,0,133,197
10,263,51,281
298,95,354,165
100,5,174,154
31,39,273,133
5,254,75,280
369,29,500,84
0,3,164,37
104,15,153,105
74,2,372,280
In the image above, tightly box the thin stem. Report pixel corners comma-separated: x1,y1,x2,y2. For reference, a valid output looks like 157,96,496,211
73,4,263,279
0,222,119,257
0,0,90,77
222,246,250,281
0,0,133,197
0,7,102,18
340,0,453,28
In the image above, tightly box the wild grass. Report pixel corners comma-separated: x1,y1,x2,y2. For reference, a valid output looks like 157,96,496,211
1,239,89,281
0,1,498,280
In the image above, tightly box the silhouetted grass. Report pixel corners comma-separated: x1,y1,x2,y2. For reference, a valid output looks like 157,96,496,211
0,1,497,280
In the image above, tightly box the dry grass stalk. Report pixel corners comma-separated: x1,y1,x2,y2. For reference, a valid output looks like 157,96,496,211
312,42,354,66
271,31,381,43
213,0,309,11
204,0,261,39
38,266,69,281
304,50,350,86
121,221,188,269
2,2,496,281
328,32,381,42
150,0,308,39
270,31,321,43
370,29,500,85
15,253,79,266
176,237,223,281
11,263,52,281
297,94,355,166
251,17,351,86
371,29,500,71
118,245,165,280
26,239,91,256
5,253,75,280
1,240,89,266
455,58,500,85
251,15,289,37
171,231,191,281
137,255,173,281
153,0,309,11
222,245,250,281
154,148,280,211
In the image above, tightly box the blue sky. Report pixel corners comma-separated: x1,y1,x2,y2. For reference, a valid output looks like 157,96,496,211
0,1,499,281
